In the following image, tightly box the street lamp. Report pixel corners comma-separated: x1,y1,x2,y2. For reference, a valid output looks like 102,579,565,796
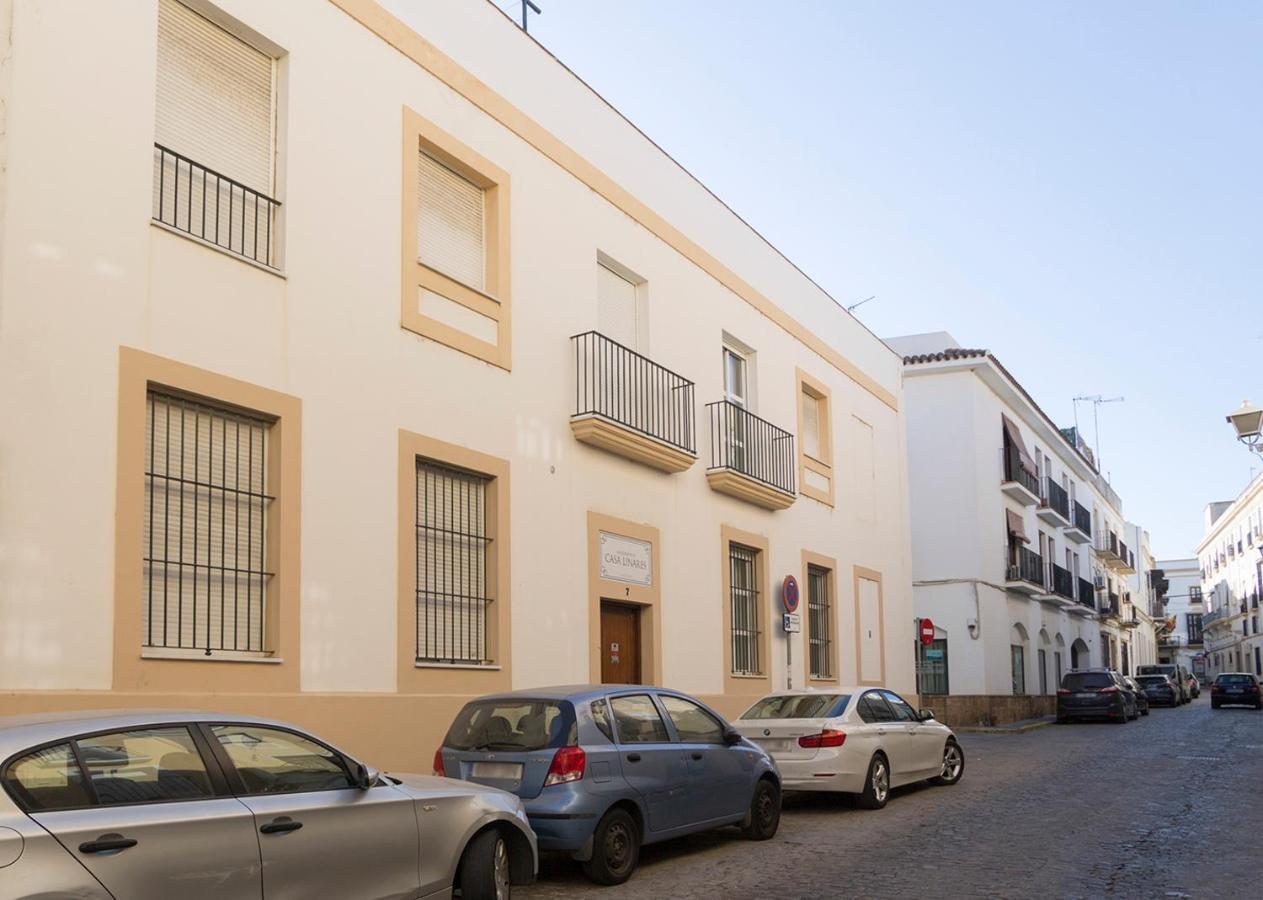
1225,399,1263,453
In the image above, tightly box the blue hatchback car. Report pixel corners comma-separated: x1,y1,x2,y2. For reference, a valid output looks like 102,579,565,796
434,685,781,885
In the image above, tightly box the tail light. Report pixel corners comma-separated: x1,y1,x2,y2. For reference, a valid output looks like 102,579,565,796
1056,689,1071,696
432,748,445,778
544,746,586,787
797,730,847,749
1211,685,1222,693
1099,686,1119,694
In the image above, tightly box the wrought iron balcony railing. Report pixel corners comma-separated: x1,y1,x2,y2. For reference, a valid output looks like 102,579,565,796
1008,546,1044,587
1002,445,1039,496
1077,577,1096,609
1051,563,1075,601
1042,478,1070,520
706,400,795,496
152,143,281,269
1102,592,1120,617
571,331,696,455
1072,500,1092,536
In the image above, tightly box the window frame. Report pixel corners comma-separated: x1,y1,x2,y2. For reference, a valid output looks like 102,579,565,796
795,368,834,505
201,722,360,798
857,691,897,724
803,553,837,683
655,693,726,745
607,693,672,745
402,107,511,370
726,539,765,681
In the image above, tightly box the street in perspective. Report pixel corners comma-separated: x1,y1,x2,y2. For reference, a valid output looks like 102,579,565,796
0,1,1260,899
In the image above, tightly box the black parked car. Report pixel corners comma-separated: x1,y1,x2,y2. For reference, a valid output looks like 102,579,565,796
1135,673,1179,707
1057,669,1136,724
1122,676,1150,716
1210,673,1262,710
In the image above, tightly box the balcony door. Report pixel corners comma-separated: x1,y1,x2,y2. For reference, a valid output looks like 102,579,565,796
722,346,749,470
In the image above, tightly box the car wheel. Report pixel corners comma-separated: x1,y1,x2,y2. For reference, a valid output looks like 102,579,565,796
857,753,890,810
1141,706,1149,716
582,807,640,886
458,829,512,900
931,739,964,786
740,778,780,840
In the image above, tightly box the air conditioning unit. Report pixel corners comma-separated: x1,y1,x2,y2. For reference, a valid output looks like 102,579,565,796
1094,575,1107,589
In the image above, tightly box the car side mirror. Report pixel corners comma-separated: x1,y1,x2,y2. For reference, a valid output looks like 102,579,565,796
723,728,743,746
918,708,935,722
353,762,380,790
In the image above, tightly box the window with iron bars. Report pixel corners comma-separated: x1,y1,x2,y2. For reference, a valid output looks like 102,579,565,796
143,390,274,655
415,459,494,665
729,543,762,676
807,565,833,679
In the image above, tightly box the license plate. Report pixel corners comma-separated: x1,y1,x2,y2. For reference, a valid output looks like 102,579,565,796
1228,688,1243,694
471,761,522,780
1075,693,1096,699
757,738,791,752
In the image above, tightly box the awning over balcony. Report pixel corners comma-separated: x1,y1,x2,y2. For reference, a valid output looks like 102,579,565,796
1006,509,1030,543
1001,414,1037,476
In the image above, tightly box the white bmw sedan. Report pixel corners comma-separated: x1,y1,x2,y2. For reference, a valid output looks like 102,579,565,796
732,688,963,809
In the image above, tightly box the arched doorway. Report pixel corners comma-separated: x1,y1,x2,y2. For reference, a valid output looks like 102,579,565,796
1071,637,1090,670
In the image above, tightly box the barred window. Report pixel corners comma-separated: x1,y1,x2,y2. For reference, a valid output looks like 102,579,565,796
807,564,832,679
416,459,493,665
144,390,273,654
729,543,761,676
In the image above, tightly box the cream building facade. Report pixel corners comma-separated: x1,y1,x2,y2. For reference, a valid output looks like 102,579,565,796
888,333,1145,724
0,0,913,769
1156,557,1205,681
1197,476,1263,681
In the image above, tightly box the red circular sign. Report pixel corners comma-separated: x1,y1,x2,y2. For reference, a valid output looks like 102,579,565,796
782,575,800,613
919,618,936,646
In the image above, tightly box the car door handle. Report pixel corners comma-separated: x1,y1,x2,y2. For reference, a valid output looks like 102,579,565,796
260,817,303,835
79,834,138,854
625,753,641,763
876,729,887,736
690,752,704,761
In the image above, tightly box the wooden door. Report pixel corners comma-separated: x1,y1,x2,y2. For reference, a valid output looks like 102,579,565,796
600,601,641,684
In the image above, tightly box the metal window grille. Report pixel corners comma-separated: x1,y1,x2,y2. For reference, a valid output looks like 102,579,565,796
917,638,949,695
416,459,493,665
143,390,274,654
729,543,761,676
807,565,832,679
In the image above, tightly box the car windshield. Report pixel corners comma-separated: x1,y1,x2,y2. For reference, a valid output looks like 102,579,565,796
444,699,574,751
1136,666,1172,676
1136,676,1169,686
1217,674,1254,685
740,694,849,720
1062,672,1113,691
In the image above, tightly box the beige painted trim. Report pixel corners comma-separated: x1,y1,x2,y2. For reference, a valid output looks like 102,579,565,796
570,415,696,474
114,347,301,693
586,512,662,685
852,565,887,687
801,550,839,685
720,525,772,697
795,368,834,506
706,469,796,511
398,430,511,694
401,107,512,370
333,0,896,411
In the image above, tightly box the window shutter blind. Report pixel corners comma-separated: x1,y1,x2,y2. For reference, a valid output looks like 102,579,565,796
801,390,821,459
597,263,638,349
417,151,485,291
155,0,274,193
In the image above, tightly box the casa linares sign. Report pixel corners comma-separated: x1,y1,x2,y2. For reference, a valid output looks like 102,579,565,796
599,532,652,587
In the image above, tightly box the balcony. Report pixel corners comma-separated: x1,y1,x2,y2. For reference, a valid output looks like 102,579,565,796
1005,546,1044,594
1073,577,1097,614
705,400,795,510
1000,445,1040,506
1037,478,1071,527
570,332,697,473
1117,541,1135,575
1050,562,1076,606
1100,592,1120,621
1065,500,1092,544
152,143,281,269
1097,531,1126,570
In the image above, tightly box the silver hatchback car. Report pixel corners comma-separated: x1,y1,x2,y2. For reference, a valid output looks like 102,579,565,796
0,710,537,900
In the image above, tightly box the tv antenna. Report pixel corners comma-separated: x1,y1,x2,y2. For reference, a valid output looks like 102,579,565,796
519,0,541,31
1073,394,1124,472
847,295,876,313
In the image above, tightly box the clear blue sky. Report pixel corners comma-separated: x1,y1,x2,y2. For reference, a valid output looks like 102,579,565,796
498,0,1263,559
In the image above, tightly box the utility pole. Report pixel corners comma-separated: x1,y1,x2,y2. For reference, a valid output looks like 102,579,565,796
1073,395,1124,471
520,0,541,32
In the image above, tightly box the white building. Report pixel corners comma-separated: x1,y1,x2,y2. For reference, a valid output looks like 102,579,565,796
1196,476,1263,681
889,333,1144,724
1155,557,1205,681
0,0,914,768
1121,522,1161,674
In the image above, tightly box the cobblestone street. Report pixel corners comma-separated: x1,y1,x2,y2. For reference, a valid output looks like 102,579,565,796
522,698,1263,899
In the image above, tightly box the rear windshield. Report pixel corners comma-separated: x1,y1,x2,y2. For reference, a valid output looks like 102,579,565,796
1136,665,1173,676
740,694,850,720
1062,672,1113,691
444,699,576,751
1136,676,1170,686
1216,674,1254,685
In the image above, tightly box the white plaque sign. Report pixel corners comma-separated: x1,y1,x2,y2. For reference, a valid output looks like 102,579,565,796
599,532,652,586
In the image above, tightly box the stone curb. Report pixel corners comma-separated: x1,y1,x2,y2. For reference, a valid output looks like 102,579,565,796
954,716,1058,735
